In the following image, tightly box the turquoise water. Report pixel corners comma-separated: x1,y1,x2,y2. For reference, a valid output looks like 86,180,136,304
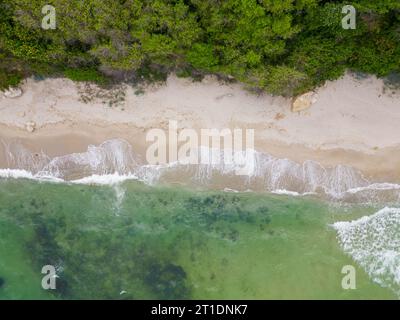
0,178,397,299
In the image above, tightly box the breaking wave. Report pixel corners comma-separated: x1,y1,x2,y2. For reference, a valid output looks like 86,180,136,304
1,138,400,202
333,207,400,296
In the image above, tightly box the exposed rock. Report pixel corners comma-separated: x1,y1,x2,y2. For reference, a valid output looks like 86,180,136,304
17,111,26,118
25,121,36,133
3,87,23,98
292,92,317,112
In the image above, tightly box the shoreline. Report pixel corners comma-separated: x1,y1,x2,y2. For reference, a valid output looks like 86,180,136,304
2,122,400,183
1,72,400,183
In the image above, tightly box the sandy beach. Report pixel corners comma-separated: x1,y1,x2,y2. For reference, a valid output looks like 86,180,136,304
1,73,400,299
1,72,400,182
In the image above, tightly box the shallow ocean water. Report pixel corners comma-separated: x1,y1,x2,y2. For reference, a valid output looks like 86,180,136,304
0,178,397,299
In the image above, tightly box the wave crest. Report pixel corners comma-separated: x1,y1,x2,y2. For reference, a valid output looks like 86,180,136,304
333,207,400,296
1,138,400,202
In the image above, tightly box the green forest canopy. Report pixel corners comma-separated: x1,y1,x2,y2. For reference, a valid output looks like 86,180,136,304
0,0,399,96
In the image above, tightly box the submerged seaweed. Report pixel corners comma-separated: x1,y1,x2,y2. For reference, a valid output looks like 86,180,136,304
0,180,309,299
0,178,396,299
145,262,189,299
185,194,271,225
3,184,279,298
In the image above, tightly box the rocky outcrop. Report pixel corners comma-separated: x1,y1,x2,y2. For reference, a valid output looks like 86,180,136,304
292,92,317,112
3,87,23,99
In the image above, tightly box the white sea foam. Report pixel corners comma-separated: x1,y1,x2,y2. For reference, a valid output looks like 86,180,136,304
0,168,64,182
271,189,301,196
40,139,137,179
223,188,240,193
1,138,400,202
70,173,139,185
0,168,35,179
333,207,400,296
347,183,400,194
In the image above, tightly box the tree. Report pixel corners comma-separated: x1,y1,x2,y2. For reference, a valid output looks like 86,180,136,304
0,0,399,94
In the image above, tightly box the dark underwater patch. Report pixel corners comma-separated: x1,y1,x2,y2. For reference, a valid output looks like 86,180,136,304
145,262,190,299
0,182,280,299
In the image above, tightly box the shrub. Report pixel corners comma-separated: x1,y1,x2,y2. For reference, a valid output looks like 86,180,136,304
63,68,108,85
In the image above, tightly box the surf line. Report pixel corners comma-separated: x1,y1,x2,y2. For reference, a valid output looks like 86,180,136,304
145,120,255,176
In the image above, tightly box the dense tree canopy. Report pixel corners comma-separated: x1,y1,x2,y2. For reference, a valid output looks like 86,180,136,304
0,0,399,96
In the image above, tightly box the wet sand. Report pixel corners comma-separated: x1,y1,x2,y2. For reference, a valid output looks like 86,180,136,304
1,72,400,182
